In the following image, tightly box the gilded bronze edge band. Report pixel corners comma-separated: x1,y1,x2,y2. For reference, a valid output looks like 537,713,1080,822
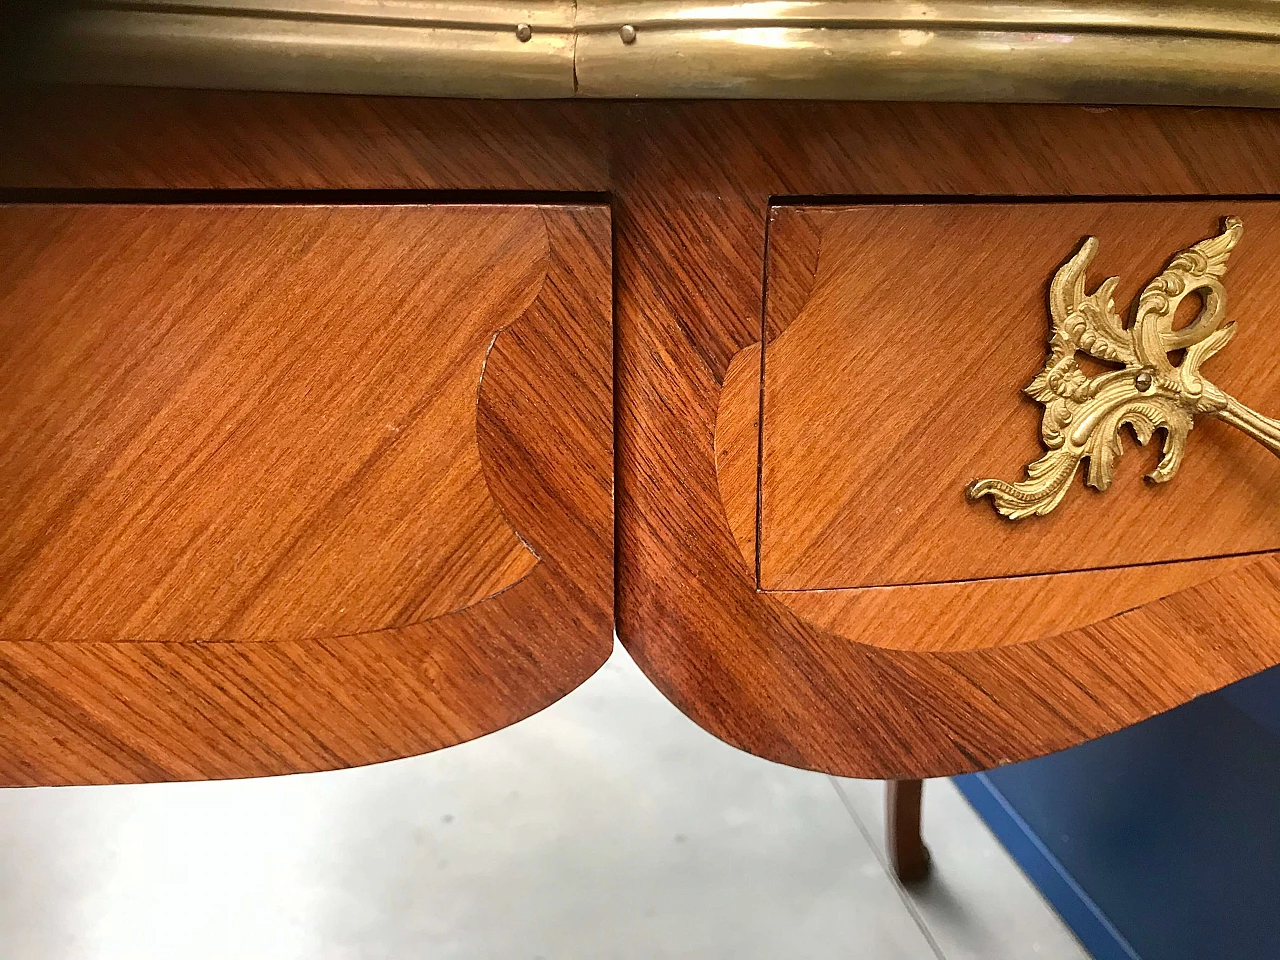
27,3,1280,105
29,9,577,99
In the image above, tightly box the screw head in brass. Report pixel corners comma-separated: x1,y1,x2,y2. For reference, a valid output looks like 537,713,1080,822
516,22,532,42
1134,369,1155,393
620,24,638,44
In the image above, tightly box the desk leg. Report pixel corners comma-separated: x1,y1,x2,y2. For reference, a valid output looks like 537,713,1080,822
886,779,931,883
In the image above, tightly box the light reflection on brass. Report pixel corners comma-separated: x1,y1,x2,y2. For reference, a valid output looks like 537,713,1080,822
36,6,576,98
574,1,1280,37
118,0,575,29
573,25,1280,103
27,0,1280,103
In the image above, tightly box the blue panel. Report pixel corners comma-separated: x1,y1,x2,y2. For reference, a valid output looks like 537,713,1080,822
1219,664,1280,738
954,772,1141,960
954,689,1280,960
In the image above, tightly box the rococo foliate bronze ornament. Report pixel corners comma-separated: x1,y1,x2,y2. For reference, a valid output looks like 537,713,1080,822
968,216,1280,520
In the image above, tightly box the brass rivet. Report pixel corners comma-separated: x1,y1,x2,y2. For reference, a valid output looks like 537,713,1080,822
619,24,637,44
516,22,532,42
1135,369,1155,393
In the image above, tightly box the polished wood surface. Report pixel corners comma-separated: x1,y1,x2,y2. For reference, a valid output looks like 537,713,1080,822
0,88,608,191
6,92,1280,781
754,203,1280,590
886,779,930,885
1,203,542,641
612,102,1280,778
712,202,1280,652
772,557,1259,653
0,198,613,784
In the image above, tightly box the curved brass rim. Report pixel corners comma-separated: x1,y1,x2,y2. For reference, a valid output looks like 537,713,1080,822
26,0,1280,104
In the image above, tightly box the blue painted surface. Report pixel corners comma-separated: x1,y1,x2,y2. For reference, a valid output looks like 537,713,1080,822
954,670,1280,960
954,773,1141,960
1219,664,1280,738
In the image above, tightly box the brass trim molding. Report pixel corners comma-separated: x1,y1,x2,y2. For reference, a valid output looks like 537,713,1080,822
30,1,576,98
121,0,576,29
577,1,1280,37
38,8,575,98
27,0,1280,103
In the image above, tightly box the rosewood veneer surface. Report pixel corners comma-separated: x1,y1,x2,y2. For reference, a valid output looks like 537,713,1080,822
0,195,613,784
610,103,1280,778
3,90,1280,781
753,203,1280,590
709,202,1280,654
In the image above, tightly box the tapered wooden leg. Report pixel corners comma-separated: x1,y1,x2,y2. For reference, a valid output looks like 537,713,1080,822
886,779,931,884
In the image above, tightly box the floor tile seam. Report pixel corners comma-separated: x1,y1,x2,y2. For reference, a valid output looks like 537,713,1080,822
828,777,950,960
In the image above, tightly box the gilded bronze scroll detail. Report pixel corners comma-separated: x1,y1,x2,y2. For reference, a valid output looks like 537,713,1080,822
968,216,1280,520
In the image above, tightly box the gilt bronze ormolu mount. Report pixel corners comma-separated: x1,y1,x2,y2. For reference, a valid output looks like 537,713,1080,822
968,216,1280,520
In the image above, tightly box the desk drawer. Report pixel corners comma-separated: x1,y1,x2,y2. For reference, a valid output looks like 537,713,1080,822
0,201,612,782
717,201,1280,651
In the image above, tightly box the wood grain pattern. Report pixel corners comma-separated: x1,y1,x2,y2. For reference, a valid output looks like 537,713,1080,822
7,92,1280,781
714,343,762,570
0,87,609,191
712,202,1280,652
755,203,1280,590
713,206,824,570
612,101,1280,778
773,557,1258,652
718,352,1266,653
0,199,613,784
1,203,543,641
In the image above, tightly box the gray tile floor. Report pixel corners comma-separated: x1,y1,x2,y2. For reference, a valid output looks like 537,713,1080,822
0,642,1090,959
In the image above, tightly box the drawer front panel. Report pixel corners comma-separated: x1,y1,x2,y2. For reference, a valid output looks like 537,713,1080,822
2,203,547,640
0,201,613,782
753,202,1280,591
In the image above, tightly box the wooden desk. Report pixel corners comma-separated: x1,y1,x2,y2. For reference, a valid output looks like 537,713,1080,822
4,13,1280,883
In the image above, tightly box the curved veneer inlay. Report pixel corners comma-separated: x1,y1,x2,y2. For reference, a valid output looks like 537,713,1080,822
715,200,1280,652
